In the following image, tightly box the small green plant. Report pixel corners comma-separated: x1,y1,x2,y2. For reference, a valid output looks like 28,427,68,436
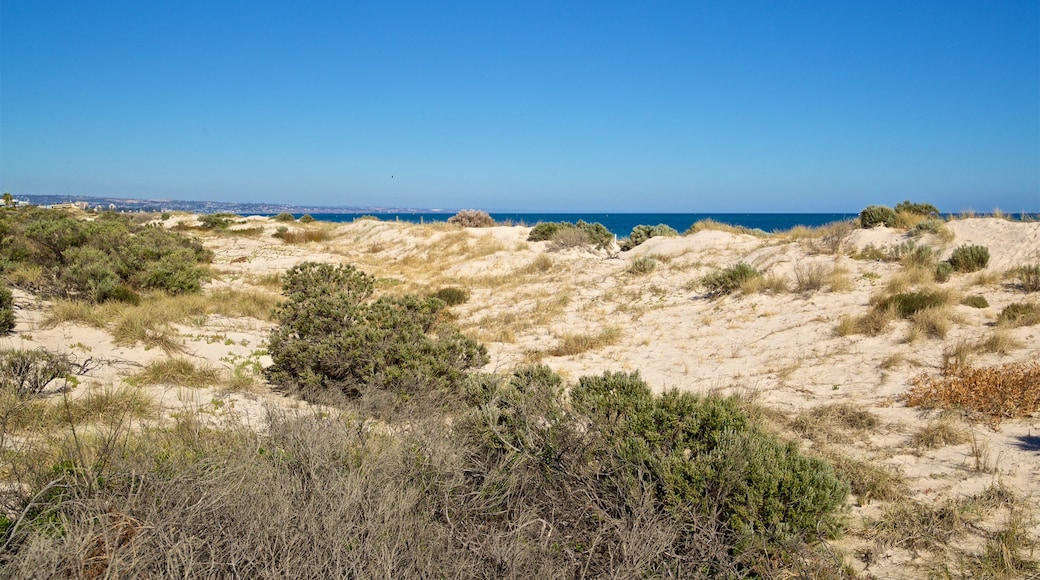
298,214,315,224
997,302,1040,327
528,220,613,250
0,348,72,398
627,256,656,275
859,205,897,228
961,295,989,308
875,290,950,317
700,263,762,297
935,261,953,282
273,212,296,222
1009,264,1040,292
199,212,238,230
431,287,469,306
948,244,990,273
0,286,14,334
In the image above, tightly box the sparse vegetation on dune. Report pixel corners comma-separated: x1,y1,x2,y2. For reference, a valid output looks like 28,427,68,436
3,210,1040,578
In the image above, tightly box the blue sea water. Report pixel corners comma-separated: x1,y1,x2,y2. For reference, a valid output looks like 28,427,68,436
297,213,858,238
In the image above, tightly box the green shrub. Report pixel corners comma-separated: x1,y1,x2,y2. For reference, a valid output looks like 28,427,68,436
298,214,315,224
935,262,953,282
876,291,949,318
859,205,897,228
997,302,1040,327
961,295,989,309
264,262,488,404
0,348,72,398
447,209,495,228
700,263,762,297
1010,265,1040,292
912,218,947,235
948,245,990,273
569,371,848,543
0,207,210,300
431,287,469,306
895,200,940,217
620,224,679,251
627,256,656,275
273,212,296,222
198,212,238,230
0,287,14,334
528,220,613,250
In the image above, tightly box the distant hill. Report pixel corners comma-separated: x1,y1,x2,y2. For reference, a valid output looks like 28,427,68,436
19,194,445,216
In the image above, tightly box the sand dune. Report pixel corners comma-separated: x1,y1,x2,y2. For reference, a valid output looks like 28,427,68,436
4,214,1039,577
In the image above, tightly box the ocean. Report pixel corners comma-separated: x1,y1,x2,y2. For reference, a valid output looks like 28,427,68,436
296,213,859,238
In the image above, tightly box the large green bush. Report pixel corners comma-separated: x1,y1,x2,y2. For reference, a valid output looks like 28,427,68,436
265,262,488,404
527,220,614,250
462,367,848,569
620,223,679,251
0,207,210,301
859,205,897,228
0,287,14,334
947,244,990,273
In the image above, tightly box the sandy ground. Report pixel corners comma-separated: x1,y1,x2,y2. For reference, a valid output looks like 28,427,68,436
4,214,1039,577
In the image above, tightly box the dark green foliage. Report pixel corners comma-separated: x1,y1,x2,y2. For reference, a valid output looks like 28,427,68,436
701,262,762,297
466,368,848,559
859,205,897,228
961,295,989,309
895,200,940,217
620,223,679,251
876,291,948,317
527,221,565,241
273,212,296,222
0,207,210,301
431,287,469,306
948,244,990,273
0,348,71,398
0,287,14,334
198,213,238,230
527,220,614,250
997,302,1040,327
935,261,954,282
298,214,316,224
265,262,488,404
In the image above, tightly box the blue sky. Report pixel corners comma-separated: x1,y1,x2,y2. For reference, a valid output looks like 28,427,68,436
2,1,1037,212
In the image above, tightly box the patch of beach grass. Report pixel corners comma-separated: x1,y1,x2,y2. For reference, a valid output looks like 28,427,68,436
544,326,622,357
128,357,222,388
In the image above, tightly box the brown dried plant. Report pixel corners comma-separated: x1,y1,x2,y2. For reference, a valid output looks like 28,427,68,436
904,360,1040,427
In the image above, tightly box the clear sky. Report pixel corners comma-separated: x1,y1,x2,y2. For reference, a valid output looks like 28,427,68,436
2,1,1038,212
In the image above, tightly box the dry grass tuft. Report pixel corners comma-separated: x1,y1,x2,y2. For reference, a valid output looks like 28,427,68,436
128,357,223,388
819,450,907,504
910,413,970,449
545,326,622,357
904,360,1040,426
275,229,330,244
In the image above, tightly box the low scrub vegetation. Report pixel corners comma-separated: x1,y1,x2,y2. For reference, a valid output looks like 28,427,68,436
545,326,621,357
0,287,13,334
431,286,469,306
273,227,329,244
947,244,990,273
859,205,897,228
528,220,614,251
700,262,762,298
272,212,296,222
997,302,1040,327
0,207,210,301
264,262,488,407
904,360,1040,426
619,223,678,251
447,209,495,227
627,255,657,275
1009,264,1040,292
